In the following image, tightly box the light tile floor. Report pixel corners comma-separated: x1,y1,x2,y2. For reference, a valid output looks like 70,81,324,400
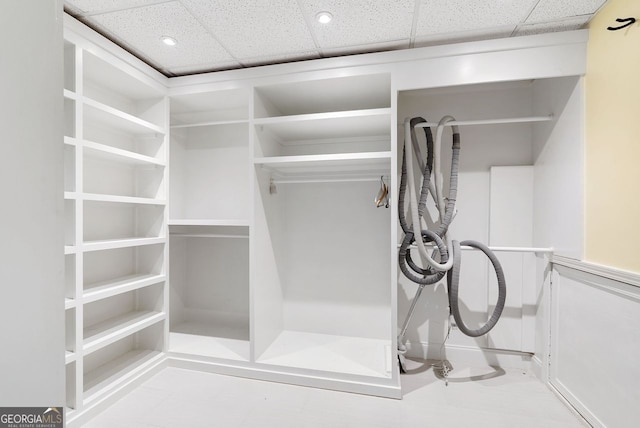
82,359,587,427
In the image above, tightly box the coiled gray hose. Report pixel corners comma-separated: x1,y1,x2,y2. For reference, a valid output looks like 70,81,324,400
398,116,506,339
447,240,507,337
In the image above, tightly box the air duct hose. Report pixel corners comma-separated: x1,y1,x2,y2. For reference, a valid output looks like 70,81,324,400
398,116,506,342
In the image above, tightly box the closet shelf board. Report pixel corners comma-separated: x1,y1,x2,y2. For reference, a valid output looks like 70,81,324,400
64,136,78,146
82,237,166,252
254,108,390,142
83,274,166,304
255,151,391,175
83,140,166,166
83,310,165,356
83,350,164,405
65,351,76,365
63,89,77,100
83,97,165,136
170,119,249,129
168,219,249,227
81,193,167,206
65,298,76,310
64,246,76,255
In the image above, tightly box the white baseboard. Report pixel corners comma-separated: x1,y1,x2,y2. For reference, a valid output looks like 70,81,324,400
531,355,544,381
548,380,598,427
168,355,402,399
403,340,533,371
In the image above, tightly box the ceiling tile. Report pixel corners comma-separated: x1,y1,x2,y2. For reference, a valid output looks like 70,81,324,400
298,0,414,49
526,0,607,24
65,0,168,15
88,1,237,72
516,16,590,37
180,0,317,59
416,0,538,36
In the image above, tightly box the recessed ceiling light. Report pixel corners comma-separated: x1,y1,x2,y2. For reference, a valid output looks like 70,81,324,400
316,11,333,24
161,36,177,46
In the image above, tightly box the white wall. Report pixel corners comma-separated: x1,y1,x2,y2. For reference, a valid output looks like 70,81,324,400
0,0,64,406
550,263,640,428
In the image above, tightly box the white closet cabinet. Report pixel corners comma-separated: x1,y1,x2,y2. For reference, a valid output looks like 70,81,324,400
252,75,393,379
168,87,251,361
64,13,588,425
64,17,169,426
396,76,583,362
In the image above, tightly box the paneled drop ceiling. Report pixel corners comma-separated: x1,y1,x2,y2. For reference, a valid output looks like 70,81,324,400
64,0,607,77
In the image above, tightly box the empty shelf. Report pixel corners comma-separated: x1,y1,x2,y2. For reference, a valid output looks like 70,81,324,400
254,108,390,143
83,140,165,166
168,219,249,227
66,351,76,365
76,193,166,205
82,237,166,252
84,273,165,303
83,310,165,355
255,152,391,176
257,330,392,378
84,97,164,136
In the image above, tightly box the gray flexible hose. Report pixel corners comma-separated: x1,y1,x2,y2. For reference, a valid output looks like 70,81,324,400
398,116,507,342
447,240,506,337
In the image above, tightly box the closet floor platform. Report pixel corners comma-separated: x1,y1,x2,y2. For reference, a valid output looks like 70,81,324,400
256,330,391,378
80,359,587,428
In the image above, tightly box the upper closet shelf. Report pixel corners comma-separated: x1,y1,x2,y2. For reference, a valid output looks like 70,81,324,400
83,140,165,166
407,115,554,128
170,119,248,129
255,108,390,143
84,97,165,135
255,151,391,177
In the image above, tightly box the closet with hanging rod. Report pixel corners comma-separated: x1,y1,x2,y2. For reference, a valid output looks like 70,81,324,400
63,13,588,425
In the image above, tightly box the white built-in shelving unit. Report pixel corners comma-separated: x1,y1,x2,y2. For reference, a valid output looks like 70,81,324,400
63,23,168,422
63,14,590,425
